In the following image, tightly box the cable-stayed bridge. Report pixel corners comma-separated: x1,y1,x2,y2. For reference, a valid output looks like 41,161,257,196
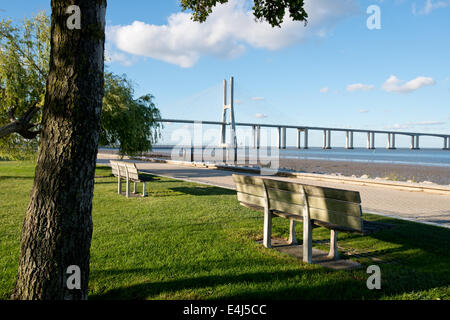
158,77,450,152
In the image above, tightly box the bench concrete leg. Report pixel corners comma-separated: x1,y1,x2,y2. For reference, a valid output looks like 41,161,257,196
133,182,137,194
126,179,130,198
142,182,147,197
263,208,272,248
328,230,339,260
288,220,297,245
303,217,312,263
117,176,121,195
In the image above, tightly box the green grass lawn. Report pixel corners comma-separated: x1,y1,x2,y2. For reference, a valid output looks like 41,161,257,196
0,160,449,300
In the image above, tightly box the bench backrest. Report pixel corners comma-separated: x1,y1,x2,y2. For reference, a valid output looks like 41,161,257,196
110,161,140,180
232,174,363,233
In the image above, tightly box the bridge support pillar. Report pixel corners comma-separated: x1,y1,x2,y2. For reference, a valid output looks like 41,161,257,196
387,133,396,149
345,131,354,149
304,129,308,149
256,126,261,149
252,125,256,149
410,136,420,150
411,135,420,150
297,129,301,149
282,127,287,149
367,132,375,149
277,127,282,149
345,131,349,149
350,131,354,149
443,137,450,150
325,130,331,149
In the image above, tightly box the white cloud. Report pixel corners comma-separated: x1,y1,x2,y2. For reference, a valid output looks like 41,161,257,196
385,120,446,130
251,97,265,101
385,123,411,130
107,0,358,67
359,109,370,113
411,121,446,126
255,113,268,119
412,0,450,15
320,87,329,93
347,83,375,92
381,75,435,93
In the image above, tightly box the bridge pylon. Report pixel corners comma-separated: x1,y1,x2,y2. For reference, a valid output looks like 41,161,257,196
219,77,237,148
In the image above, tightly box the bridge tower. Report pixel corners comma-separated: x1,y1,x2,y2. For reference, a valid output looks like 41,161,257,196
219,77,237,148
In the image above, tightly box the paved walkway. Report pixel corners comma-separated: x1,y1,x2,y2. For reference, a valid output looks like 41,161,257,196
98,154,450,229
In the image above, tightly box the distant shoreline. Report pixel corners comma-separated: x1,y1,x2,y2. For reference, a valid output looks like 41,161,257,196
278,158,450,186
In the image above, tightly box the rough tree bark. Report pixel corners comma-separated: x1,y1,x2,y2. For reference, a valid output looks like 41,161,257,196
11,0,107,300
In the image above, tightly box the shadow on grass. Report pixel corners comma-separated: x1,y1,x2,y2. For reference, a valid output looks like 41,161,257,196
364,217,450,257
89,254,450,300
89,268,357,300
169,186,236,196
88,260,449,300
0,176,34,181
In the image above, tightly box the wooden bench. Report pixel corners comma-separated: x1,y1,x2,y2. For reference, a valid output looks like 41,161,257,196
110,160,154,197
232,174,364,263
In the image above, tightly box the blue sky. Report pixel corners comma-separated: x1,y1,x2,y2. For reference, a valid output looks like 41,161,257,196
1,0,449,147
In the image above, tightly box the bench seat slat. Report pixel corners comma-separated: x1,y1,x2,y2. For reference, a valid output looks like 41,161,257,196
269,199,362,231
235,182,265,197
307,195,361,217
237,191,265,207
309,207,362,232
110,161,154,182
264,179,361,203
232,174,264,186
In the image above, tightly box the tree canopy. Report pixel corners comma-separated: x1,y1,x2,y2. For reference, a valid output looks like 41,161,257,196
0,12,161,159
102,73,161,157
180,0,308,27
0,12,49,158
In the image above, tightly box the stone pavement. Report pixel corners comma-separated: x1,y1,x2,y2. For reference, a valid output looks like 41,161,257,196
97,153,450,229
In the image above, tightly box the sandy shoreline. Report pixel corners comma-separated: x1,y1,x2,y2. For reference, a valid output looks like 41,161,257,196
278,158,450,186
106,149,450,186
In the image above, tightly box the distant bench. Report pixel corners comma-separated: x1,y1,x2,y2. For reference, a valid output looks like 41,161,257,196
232,174,364,263
110,160,154,197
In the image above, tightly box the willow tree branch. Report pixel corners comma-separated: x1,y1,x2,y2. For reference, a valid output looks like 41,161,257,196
0,101,41,139
0,29,46,78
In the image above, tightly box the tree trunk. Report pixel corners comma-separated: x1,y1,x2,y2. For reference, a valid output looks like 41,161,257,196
11,0,107,300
